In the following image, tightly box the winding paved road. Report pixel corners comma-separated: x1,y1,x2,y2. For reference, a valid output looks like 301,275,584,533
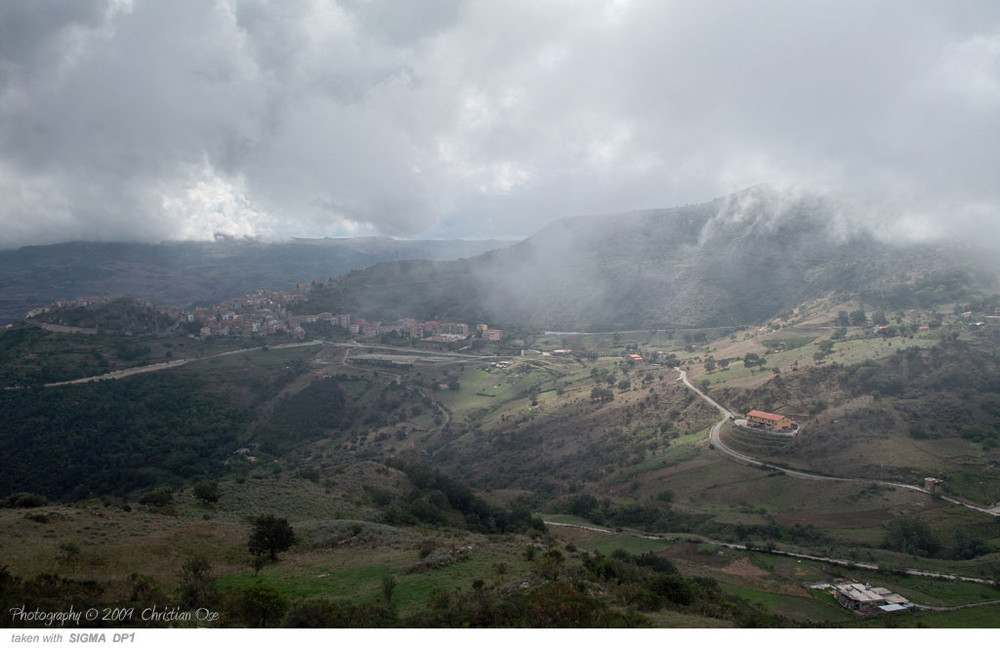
543,521,999,588
42,340,323,387
674,369,1000,517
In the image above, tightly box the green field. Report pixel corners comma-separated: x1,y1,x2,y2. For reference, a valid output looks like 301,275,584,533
722,584,853,623
213,543,535,615
571,534,674,555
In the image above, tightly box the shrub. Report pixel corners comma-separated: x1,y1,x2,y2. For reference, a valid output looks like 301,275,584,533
229,582,289,627
138,485,174,508
192,480,220,504
3,492,49,508
883,515,941,557
418,540,437,559
178,556,216,607
56,541,81,565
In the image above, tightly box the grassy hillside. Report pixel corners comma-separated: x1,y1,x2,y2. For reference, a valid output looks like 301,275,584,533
0,466,787,628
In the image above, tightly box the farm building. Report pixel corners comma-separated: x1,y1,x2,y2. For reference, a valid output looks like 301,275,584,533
833,583,913,615
746,409,794,431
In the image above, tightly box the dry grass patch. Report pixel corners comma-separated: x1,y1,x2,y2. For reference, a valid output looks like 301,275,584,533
0,504,245,587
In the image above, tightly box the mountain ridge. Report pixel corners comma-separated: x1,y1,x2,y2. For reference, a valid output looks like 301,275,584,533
0,237,509,325
298,188,1000,330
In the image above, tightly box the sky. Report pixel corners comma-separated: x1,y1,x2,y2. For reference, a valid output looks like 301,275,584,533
1,0,999,248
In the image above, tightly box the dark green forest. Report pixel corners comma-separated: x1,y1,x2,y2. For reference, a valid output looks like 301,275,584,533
0,375,247,501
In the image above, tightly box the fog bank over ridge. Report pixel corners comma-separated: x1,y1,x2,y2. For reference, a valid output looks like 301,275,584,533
293,187,997,332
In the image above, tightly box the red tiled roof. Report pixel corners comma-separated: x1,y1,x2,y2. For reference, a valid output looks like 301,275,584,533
747,409,786,422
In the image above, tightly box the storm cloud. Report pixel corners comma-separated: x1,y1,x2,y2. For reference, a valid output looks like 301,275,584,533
1,0,998,248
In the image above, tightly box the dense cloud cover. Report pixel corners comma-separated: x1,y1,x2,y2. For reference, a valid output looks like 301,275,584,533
1,0,998,248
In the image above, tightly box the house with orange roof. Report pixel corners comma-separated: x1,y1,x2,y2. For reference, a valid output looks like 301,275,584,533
746,409,794,431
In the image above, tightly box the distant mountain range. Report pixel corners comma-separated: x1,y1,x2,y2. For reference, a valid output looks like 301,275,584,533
0,237,508,325
297,187,1000,330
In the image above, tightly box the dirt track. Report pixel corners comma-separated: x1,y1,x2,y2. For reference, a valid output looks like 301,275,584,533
543,521,999,587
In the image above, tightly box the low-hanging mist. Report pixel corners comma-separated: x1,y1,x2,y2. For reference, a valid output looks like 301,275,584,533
302,187,1000,330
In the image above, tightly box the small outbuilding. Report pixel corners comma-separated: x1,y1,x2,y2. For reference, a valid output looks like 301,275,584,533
924,477,943,492
833,583,913,615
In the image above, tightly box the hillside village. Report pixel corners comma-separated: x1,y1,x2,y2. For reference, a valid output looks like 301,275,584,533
22,287,504,345
22,282,1000,358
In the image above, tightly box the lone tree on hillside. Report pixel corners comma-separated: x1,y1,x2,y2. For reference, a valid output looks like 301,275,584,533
743,353,766,372
248,514,296,562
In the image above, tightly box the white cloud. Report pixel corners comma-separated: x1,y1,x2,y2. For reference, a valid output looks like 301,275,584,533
925,34,1000,107
1,1,999,247
160,162,275,241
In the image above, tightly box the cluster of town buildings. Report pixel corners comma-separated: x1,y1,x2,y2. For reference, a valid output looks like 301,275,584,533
28,288,504,344
183,288,307,337
191,289,502,343
190,289,502,342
